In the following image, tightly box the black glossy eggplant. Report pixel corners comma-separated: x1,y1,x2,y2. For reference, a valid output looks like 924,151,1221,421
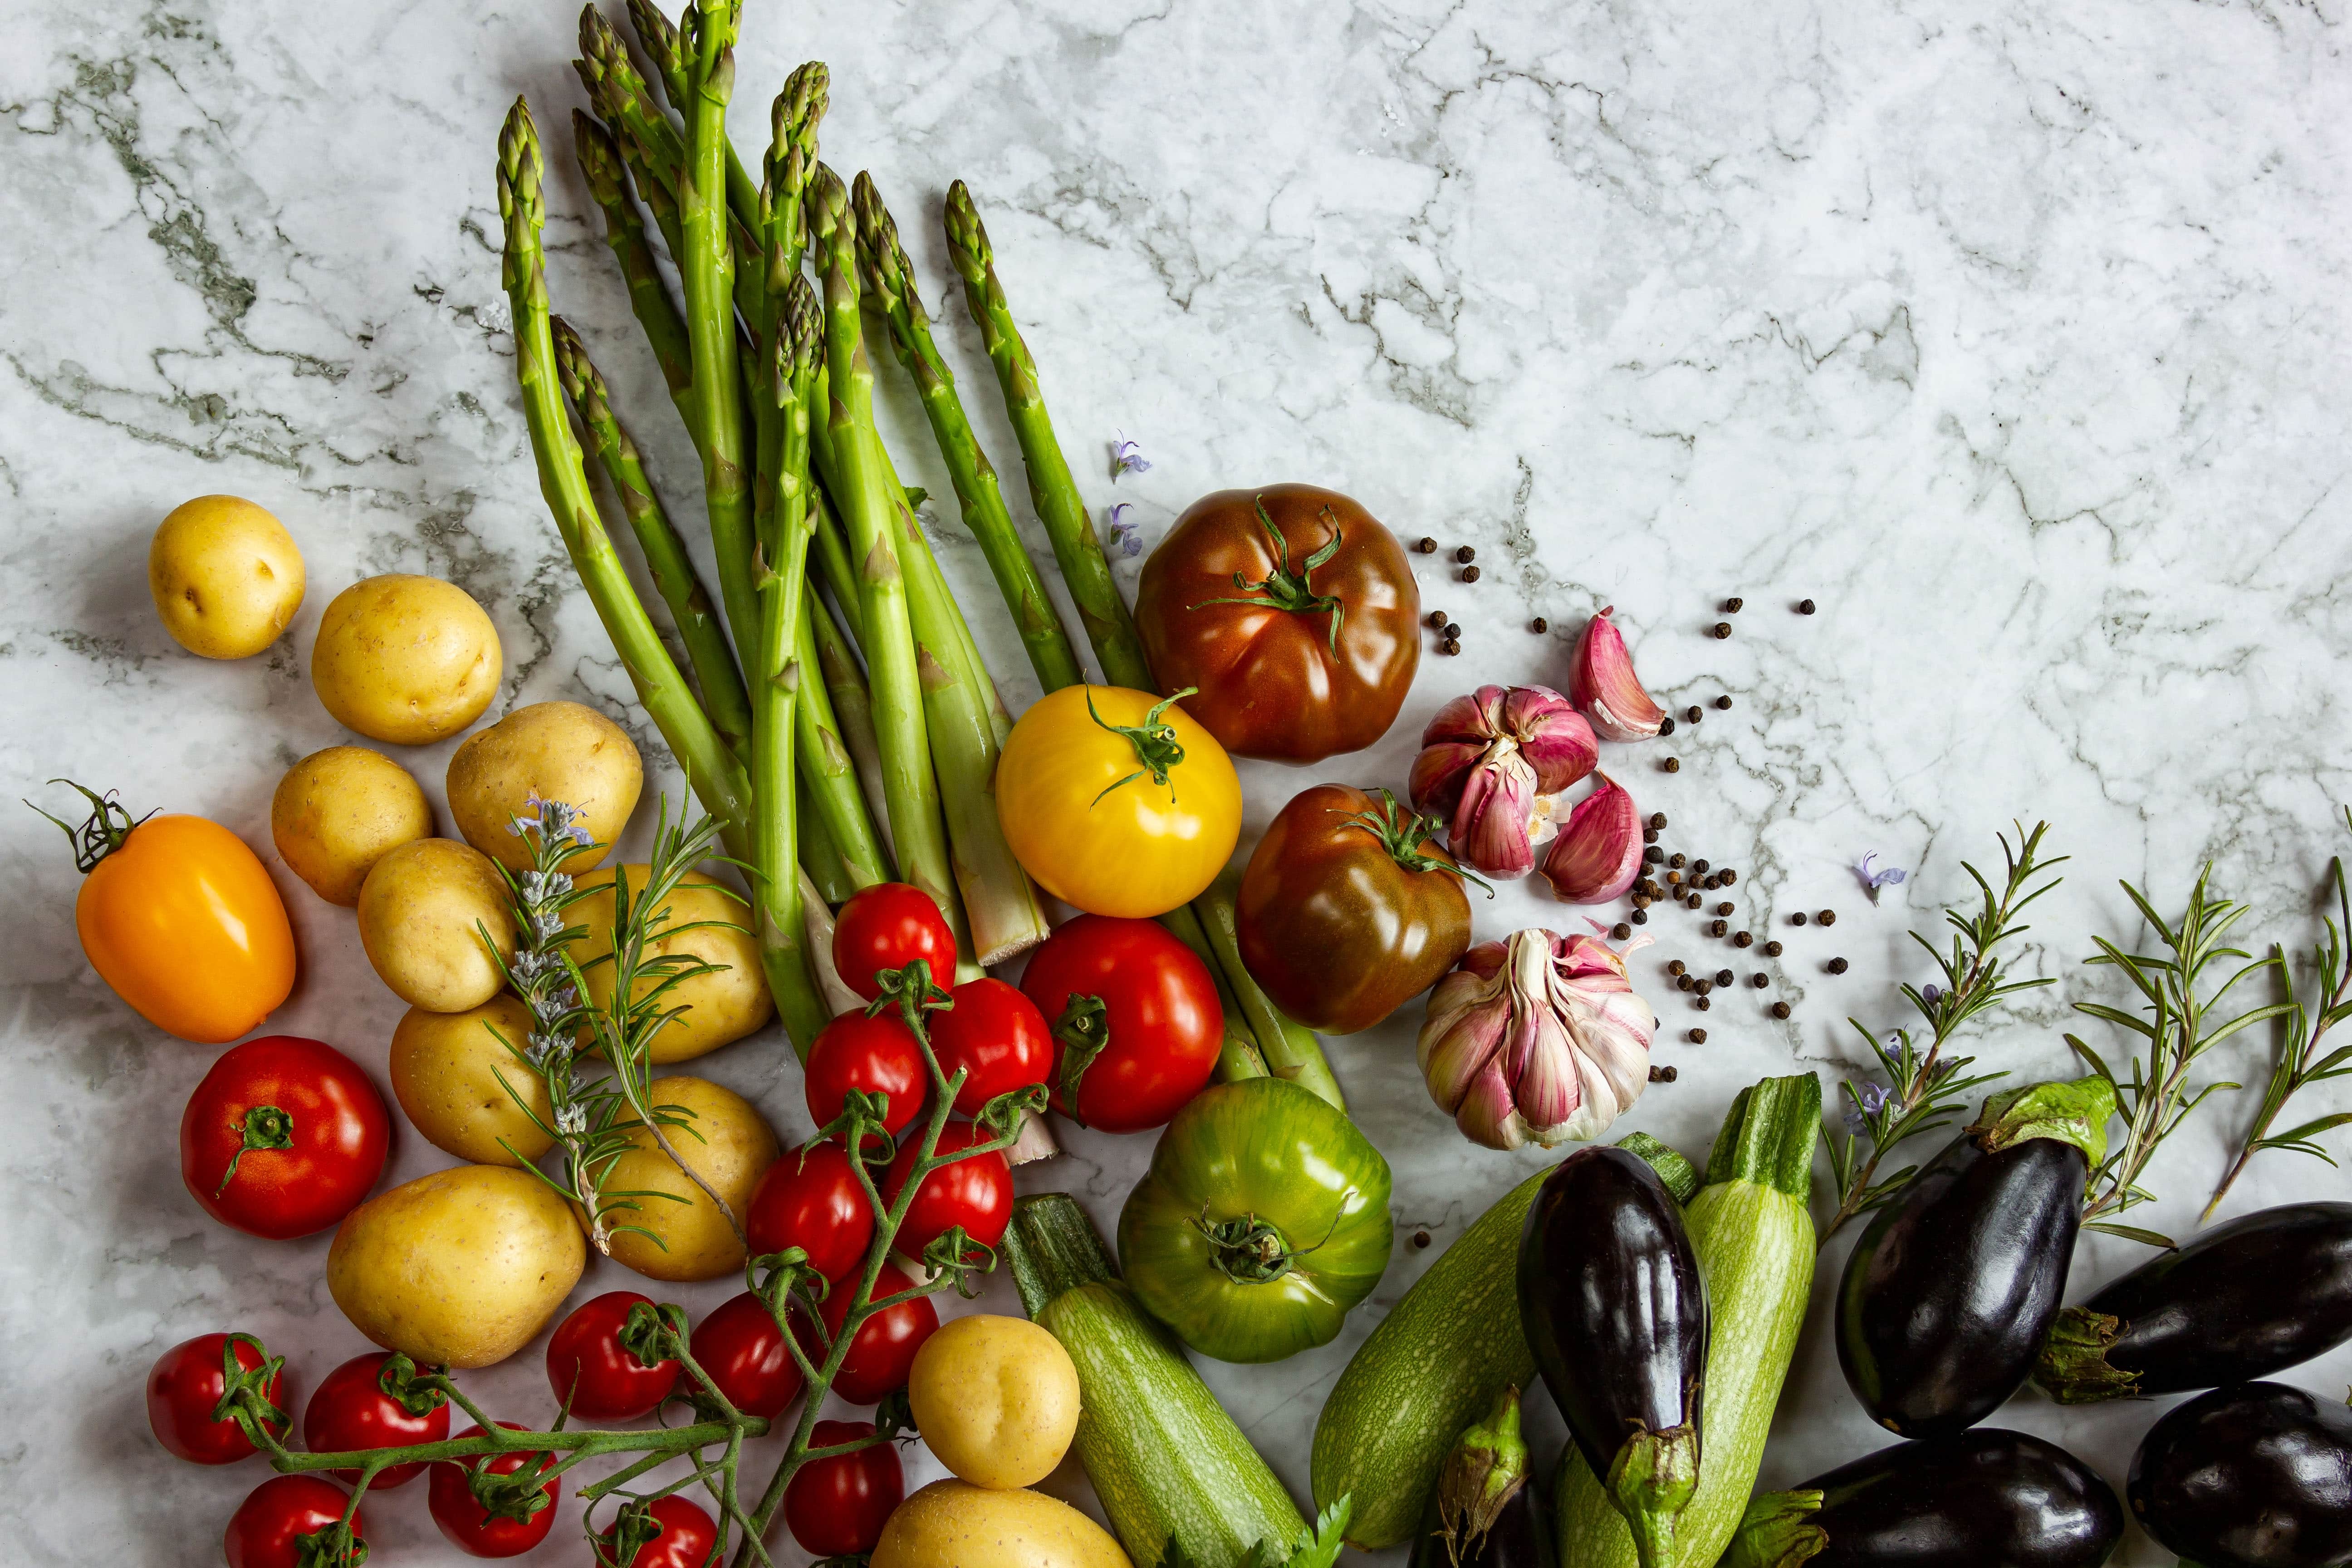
1720,1427,2125,1568
1835,1077,2110,1438
1517,1143,1708,1568
2129,1381,2352,1568
2036,1200,2352,1403
1405,1388,1556,1568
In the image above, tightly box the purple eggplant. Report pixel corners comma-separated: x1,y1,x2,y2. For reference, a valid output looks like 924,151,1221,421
1720,1428,2124,1568
2036,1201,2352,1403
1405,1388,1556,1568
1835,1077,2112,1438
1517,1144,1707,1568
2129,1381,2352,1568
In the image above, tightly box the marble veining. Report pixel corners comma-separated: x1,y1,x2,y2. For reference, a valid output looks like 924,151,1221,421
3,0,2349,1562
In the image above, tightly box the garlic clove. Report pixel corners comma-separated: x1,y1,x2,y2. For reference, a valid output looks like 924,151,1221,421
1505,686,1600,793
1540,772,1643,903
1407,738,1490,818
1449,749,1542,880
1568,607,1664,742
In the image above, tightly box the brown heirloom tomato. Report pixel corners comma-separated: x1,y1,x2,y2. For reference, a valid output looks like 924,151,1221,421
1136,485,1419,764
1235,784,1478,1034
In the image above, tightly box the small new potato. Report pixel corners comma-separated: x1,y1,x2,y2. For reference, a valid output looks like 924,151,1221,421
149,495,306,659
270,746,432,906
311,574,501,745
446,701,642,871
908,1316,1081,1490
356,838,514,1013
388,996,554,1167
601,1075,778,1282
573,865,772,1063
872,1481,1131,1568
327,1164,584,1369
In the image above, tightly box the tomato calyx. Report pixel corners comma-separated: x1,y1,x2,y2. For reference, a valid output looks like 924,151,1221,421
466,1446,557,1525
1189,1206,1333,1286
211,1331,291,1439
916,1222,998,1295
1082,686,1200,807
861,959,954,1027
1338,788,1495,897
213,1104,298,1195
24,779,151,874
373,1352,451,1420
1049,993,1113,1127
594,1499,666,1568
292,1519,369,1568
617,1299,679,1375
1185,497,1348,654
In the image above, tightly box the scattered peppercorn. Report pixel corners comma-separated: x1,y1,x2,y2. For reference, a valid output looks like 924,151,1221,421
1685,892,1703,909
1708,919,1728,936
1611,922,1632,941
1751,973,1769,989
1443,622,1461,639
1532,617,1548,633
1666,872,1683,888
1828,957,1849,975
1659,716,1677,736
1734,931,1754,949
1412,1228,1432,1247
1715,902,1735,916
1461,566,1481,583
1790,912,1808,926
1649,1065,1679,1083
1692,858,1710,873
1764,940,1784,957
1644,846,1664,864
1713,695,1732,710
1694,996,1711,1012
1455,545,1476,564
1713,969,1733,987
1798,598,1817,615
1677,974,1696,992
1668,853,1686,868
1649,813,1668,829
1719,868,1738,885
1667,959,1686,976
1685,706,1703,723
1442,638,1461,655
1426,610,1447,629
1416,537,1437,553
1817,909,1837,926
1643,828,1660,844
1688,1028,1707,1044
1723,597,1744,613
1771,1000,1791,1019
1630,909,1647,925
1712,622,1732,639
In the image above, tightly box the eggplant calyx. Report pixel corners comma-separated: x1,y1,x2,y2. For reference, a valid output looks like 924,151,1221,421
1967,1074,2115,1169
2031,1305,2141,1404
1718,1489,1827,1568
1604,1420,1700,1568
1435,1387,1530,1566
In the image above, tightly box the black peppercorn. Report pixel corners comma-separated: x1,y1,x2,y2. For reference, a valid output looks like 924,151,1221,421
1723,597,1744,613
1798,598,1817,615
1708,919,1728,936
1643,828,1660,844
1818,909,1837,927
1666,959,1686,976
1416,536,1437,553
1461,565,1481,583
1734,931,1754,948
1688,1028,1707,1044
1649,1064,1678,1083
1790,912,1807,926
1644,846,1664,864
1532,617,1548,633
1771,1000,1791,1019
1677,974,1696,992
1712,622,1732,639
1685,706,1703,724
1714,695,1732,710
1714,969,1734,987
1659,716,1677,735
1630,909,1647,925
1632,895,1651,911
1694,979,1712,997
1719,868,1738,886
1764,939,1784,957
1715,901,1734,916
1694,996,1710,1012
1426,610,1447,629
1828,956,1849,974
1668,853,1686,868
1649,813,1668,829
1685,892,1703,909
1611,922,1632,940
1441,638,1461,656
1412,1228,1432,1246
1455,545,1476,563
1692,858,1710,873
1751,972,1769,988
1442,622,1461,640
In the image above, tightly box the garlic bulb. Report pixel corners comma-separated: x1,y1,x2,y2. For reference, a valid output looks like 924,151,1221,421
1408,685,1598,879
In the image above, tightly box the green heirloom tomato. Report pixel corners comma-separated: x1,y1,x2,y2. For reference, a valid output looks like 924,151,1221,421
1117,1078,1393,1363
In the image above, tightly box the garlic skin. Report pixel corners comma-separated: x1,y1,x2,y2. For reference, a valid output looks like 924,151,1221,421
1568,607,1664,742
1408,685,1598,880
1417,928,1656,1150
1540,772,1643,903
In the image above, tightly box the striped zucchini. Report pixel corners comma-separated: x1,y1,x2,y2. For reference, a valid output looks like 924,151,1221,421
1003,1194,1304,1568
1556,1076,1823,1568
1311,1132,1700,1549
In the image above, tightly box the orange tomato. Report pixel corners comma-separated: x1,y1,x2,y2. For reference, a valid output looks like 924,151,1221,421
52,789,296,1042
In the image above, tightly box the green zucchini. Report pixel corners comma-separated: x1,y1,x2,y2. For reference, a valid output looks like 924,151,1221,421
1002,1193,1305,1568
1310,1133,1701,1549
1555,1075,1822,1568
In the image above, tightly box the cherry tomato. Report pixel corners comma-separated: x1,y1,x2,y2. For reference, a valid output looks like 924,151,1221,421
689,1291,803,1419
804,1011,926,1136
180,1035,390,1240
598,1494,718,1568
38,785,296,1043
745,1141,874,1282
1135,484,1420,764
546,1291,679,1420
147,1332,286,1464
833,882,957,999
302,1351,449,1489
1019,915,1224,1132
428,1423,559,1558
930,977,1052,1117
885,1122,1013,1257
223,1475,363,1568
783,1420,904,1556
823,1262,939,1404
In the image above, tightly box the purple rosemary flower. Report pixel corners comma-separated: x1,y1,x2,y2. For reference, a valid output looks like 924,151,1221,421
1105,502,1142,558
1111,431,1152,479
1922,983,1944,1007
1843,1078,1893,1133
1856,851,1908,904
510,790,596,848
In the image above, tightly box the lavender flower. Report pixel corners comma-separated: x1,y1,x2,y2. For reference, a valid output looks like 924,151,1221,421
1843,1078,1893,1133
1111,431,1151,479
1105,502,1142,558
1856,851,1909,905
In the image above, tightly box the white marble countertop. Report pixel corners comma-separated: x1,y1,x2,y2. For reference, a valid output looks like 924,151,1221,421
5,0,2350,1563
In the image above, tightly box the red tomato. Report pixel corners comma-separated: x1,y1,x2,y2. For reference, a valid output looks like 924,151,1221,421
180,1036,390,1240
689,1291,803,1419
223,1475,363,1568
147,1332,286,1464
804,1012,927,1136
598,1494,718,1568
302,1351,449,1489
428,1423,558,1558
783,1420,904,1556
823,1263,939,1404
930,977,1052,1117
745,1140,875,1282
546,1291,679,1420
885,1122,1013,1257
833,882,958,1000
1019,915,1224,1132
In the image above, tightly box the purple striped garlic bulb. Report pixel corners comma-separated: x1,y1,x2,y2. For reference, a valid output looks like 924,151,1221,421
1417,928,1655,1150
1408,685,1598,880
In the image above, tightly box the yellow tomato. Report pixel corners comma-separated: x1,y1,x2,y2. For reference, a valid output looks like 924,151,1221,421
996,685,1240,919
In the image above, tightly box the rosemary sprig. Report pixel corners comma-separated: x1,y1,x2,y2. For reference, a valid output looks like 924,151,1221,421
1818,822,2066,1240
2066,866,2298,1247
2203,808,2352,1220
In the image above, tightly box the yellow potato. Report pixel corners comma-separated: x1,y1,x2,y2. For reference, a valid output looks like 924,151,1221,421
572,865,772,1063
311,573,501,745
357,838,515,1013
446,701,643,871
388,996,554,1167
327,1164,584,1369
599,1075,778,1282
270,745,433,906
908,1316,1083,1490
149,495,306,659
872,1481,1132,1568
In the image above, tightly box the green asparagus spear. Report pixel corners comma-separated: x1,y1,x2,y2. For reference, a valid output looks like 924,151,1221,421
621,0,763,242
797,786,855,905
794,582,891,890
763,65,826,310
804,571,893,856
549,317,754,761
571,112,692,422
854,175,1084,694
